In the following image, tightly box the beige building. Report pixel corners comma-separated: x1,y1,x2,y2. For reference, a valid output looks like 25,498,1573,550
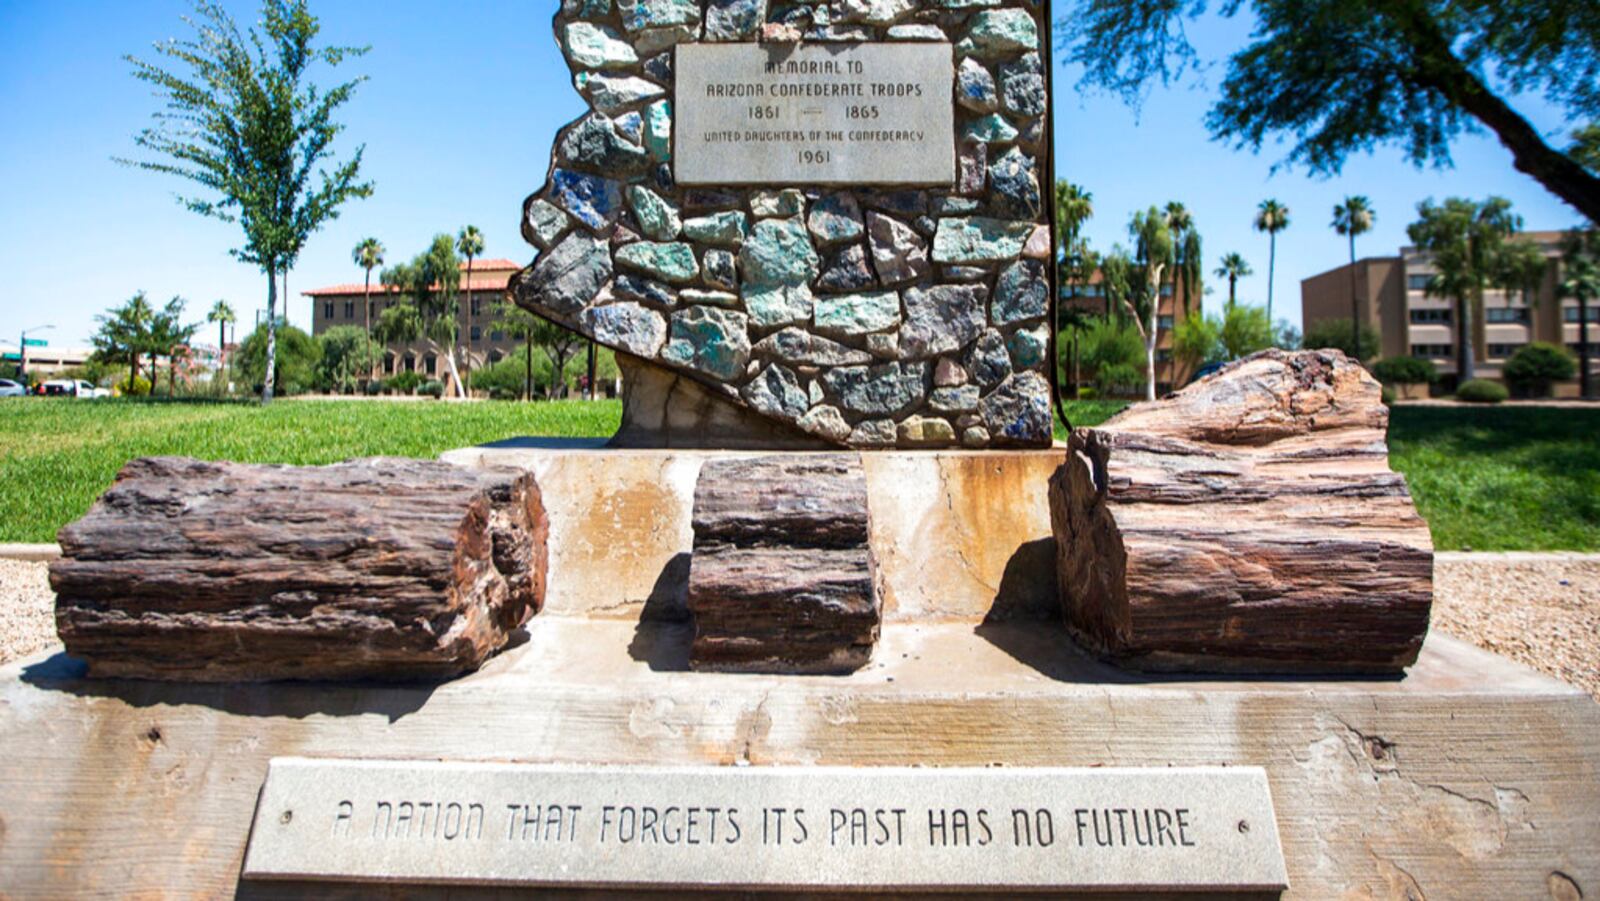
1301,231,1598,397
304,259,522,390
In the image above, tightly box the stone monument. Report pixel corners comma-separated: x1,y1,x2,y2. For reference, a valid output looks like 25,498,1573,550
514,0,1056,449
2,1,1599,897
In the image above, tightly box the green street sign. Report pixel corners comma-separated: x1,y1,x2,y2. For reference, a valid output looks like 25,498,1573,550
22,338,47,347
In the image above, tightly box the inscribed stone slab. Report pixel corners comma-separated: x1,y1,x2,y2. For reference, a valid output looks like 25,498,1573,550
675,43,955,185
243,759,1287,891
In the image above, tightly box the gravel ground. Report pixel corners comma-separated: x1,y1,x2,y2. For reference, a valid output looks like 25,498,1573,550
0,559,56,667
2,555,1597,701
1432,552,1600,701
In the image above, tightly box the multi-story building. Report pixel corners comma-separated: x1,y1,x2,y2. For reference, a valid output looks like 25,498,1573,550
1301,231,1598,396
303,259,522,391
1060,271,1197,395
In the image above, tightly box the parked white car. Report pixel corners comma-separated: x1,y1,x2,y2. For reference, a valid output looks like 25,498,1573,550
39,379,110,399
0,378,26,397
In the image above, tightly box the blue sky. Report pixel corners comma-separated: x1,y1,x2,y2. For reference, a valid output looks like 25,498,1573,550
0,1,1587,349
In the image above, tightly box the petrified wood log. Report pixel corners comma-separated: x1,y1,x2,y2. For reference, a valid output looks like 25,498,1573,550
49,456,547,682
688,454,879,674
1050,349,1433,673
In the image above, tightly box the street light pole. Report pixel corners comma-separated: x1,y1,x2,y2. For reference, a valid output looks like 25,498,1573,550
17,324,55,381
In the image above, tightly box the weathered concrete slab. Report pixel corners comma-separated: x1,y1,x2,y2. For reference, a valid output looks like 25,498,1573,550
436,445,1062,624
1,625,1596,898
244,760,1286,891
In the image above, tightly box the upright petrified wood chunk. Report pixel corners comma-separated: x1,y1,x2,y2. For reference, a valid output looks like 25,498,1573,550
688,455,879,674
1049,350,1433,673
50,457,547,682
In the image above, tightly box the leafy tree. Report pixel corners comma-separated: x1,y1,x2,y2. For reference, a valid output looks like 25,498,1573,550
457,225,485,392
91,292,155,389
1253,199,1290,321
382,236,463,396
491,301,545,400
1214,252,1253,308
1099,248,1134,323
317,325,380,394
1273,319,1301,350
1304,318,1381,363
1054,182,1095,307
1560,229,1599,398
1371,356,1439,399
352,237,385,378
1499,238,1550,310
147,297,199,395
122,0,373,403
1332,196,1376,361
1124,207,1175,400
1406,196,1521,381
237,322,321,396
1171,313,1221,383
1217,303,1274,361
533,315,584,398
1078,316,1147,396
1057,0,1600,221
1056,306,1098,394
372,300,424,361
1502,342,1576,397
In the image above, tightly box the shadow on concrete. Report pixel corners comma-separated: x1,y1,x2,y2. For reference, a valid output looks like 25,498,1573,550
20,653,440,722
983,537,1059,624
626,552,694,671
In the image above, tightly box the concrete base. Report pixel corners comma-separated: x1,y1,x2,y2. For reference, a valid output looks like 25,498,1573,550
3,445,1596,897
0,626,1596,898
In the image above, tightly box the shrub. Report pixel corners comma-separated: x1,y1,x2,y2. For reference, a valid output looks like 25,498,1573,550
1503,342,1576,397
236,323,322,396
1381,385,1396,406
1076,386,1098,400
386,371,422,395
1371,356,1438,386
115,375,152,397
1303,319,1381,363
1456,378,1508,404
363,379,382,396
471,357,532,401
418,379,444,398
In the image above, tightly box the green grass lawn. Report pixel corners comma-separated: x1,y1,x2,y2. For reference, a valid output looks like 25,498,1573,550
1,398,1595,551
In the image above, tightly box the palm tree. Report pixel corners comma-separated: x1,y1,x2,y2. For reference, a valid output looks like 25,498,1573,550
1254,199,1291,323
1332,196,1376,361
1214,253,1253,309
207,300,235,394
1164,202,1202,314
456,226,485,396
352,238,385,380
1408,197,1521,382
1560,230,1599,399
1054,181,1094,259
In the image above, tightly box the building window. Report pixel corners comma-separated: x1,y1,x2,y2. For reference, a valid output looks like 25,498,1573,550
1563,305,1600,323
490,330,505,342
1570,343,1591,354
384,354,396,375
1158,284,1174,297
1411,344,1451,358
1407,274,1432,291
403,354,416,373
488,350,505,364
1409,308,1451,324
1485,307,1529,324
1487,343,1525,359
470,325,482,341
343,300,355,319
1157,315,1174,331
424,354,437,376
1155,349,1172,363
323,300,334,319
471,298,484,317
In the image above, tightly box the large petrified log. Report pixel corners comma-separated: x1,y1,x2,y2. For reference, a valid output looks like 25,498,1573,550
50,456,547,681
688,454,879,674
1050,349,1433,673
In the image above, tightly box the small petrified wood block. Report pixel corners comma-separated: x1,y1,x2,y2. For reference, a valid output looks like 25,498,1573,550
688,454,879,674
1049,349,1433,674
50,456,547,682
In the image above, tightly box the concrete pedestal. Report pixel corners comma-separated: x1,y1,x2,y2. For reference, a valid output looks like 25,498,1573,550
1,446,1595,898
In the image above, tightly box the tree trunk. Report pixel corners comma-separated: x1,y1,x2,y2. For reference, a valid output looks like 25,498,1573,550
688,454,878,674
1348,233,1360,361
49,456,548,682
263,264,278,404
363,269,373,382
586,341,598,399
463,257,475,398
1456,292,1475,382
1049,349,1433,674
1266,233,1276,323
444,333,464,400
1581,295,1593,399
